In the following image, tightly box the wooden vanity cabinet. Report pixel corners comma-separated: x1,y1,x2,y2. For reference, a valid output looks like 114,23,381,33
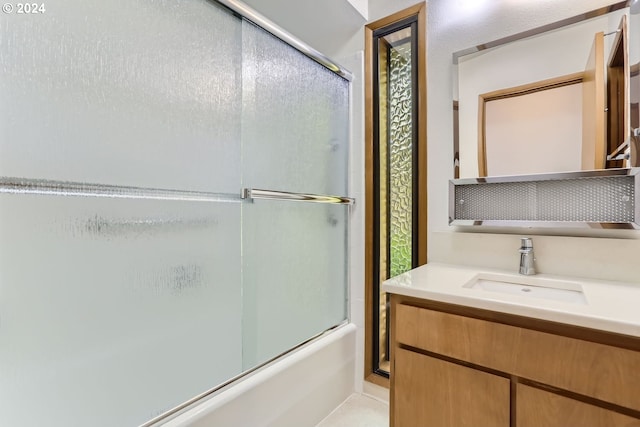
389,294,640,427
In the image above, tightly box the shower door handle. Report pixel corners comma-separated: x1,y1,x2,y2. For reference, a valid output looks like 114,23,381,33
241,188,354,205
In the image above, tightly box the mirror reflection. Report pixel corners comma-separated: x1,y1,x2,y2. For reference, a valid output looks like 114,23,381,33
453,1,640,178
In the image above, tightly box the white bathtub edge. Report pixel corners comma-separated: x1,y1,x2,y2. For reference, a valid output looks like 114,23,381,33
161,323,357,427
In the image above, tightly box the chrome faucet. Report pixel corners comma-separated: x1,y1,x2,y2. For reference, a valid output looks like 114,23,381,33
519,237,536,275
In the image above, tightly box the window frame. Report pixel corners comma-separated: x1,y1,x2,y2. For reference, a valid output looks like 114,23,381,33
364,2,427,387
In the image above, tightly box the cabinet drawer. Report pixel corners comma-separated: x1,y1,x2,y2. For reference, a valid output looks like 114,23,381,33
394,348,510,427
395,303,640,411
516,383,640,427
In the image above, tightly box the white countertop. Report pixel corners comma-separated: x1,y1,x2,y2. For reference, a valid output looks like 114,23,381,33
382,263,640,338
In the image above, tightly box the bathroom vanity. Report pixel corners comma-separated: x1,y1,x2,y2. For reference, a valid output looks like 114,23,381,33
383,263,640,427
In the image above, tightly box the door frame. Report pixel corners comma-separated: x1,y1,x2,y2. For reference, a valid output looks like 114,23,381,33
477,72,584,177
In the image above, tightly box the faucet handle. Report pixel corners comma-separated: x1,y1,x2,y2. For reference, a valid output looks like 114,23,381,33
519,237,536,275
520,237,533,249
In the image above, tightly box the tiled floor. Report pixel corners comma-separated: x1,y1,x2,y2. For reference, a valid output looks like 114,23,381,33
315,393,389,427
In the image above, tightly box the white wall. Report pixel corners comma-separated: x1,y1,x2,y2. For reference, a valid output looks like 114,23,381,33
483,84,583,176
341,51,367,394
240,0,366,60
368,0,420,22
347,0,369,19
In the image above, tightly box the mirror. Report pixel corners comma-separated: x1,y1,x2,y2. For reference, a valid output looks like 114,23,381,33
453,0,640,179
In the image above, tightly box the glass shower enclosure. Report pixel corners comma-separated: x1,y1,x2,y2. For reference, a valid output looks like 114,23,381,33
0,0,351,426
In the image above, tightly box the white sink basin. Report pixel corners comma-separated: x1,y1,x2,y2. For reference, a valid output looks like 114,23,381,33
463,273,587,305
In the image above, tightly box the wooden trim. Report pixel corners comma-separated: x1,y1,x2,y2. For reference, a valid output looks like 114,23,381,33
364,2,427,388
607,15,627,69
366,3,425,30
606,15,629,168
477,94,488,177
364,22,375,386
477,72,584,177
365,372,390,388
480,72,584,102
583,31,607,170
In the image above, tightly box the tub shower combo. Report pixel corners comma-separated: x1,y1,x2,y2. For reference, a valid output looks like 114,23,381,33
0,0,353,425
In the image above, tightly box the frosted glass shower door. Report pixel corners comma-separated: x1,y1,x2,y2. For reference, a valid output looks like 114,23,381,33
242,202,348,368
1,0,352,425
240,22,350,368
0,194,242,427
0,1,244,426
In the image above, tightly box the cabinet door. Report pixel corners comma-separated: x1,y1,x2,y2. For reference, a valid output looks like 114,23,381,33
393,348,510,427
517,384,640,427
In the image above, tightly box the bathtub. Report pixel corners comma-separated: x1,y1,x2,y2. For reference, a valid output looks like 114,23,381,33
157,323,356,427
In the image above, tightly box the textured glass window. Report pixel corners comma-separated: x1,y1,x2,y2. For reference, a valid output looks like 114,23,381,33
373,22,417,376
389,41,413,278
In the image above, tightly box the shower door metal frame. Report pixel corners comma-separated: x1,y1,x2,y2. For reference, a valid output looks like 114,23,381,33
214,0,353,81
